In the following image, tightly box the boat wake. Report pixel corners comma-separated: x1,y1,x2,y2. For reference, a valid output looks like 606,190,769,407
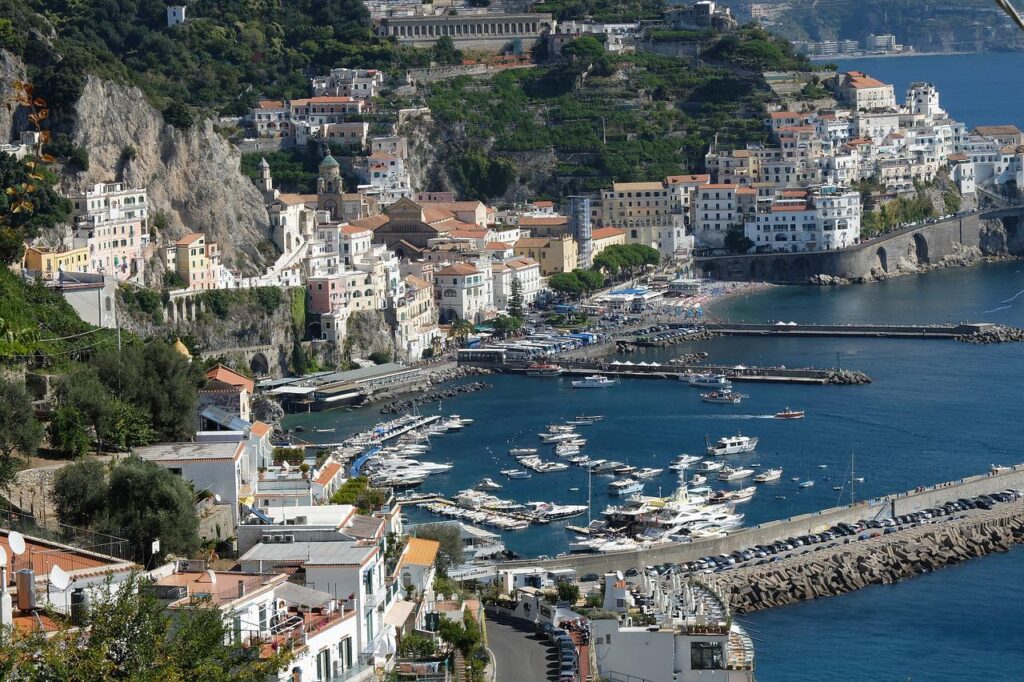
1000,288,1024,305
691,414,779,420
982,305,1011,314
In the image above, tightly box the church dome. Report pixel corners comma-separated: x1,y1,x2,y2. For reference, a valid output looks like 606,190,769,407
320,155,340,168
173,337,192,359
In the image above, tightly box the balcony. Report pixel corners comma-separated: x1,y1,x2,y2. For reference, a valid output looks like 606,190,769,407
363,590,383,610
256,607,348,658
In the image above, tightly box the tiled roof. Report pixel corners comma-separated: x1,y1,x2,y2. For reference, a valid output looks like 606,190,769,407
342,224,372,235
769,111,801,119
349,215,390,230
974,124,1023,137
206,364,255,393
611,181,664,191
175,233,205,246
276,193,318,206
485,241,512,250
250,421,271,437
315,462,343,486
405,274,431,289
257,100,285,109
435,263,480,276
519,216,567,226
845,71,888,89
665,174,710,184
515,237,549,248
591,227,626,240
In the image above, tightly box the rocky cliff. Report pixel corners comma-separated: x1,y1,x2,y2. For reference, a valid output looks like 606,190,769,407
0,50,27,144
69,77,272,275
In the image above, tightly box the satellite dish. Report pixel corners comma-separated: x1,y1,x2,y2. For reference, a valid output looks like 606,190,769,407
0,546,6,567
214,493,222,503
49,565,71,591
8,531,25,556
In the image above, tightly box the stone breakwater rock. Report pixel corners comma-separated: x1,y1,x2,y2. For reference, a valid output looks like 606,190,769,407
379,381,493,414
808,274,851,286
426,366,494,385
827,370,872,385
957,325,1024,344
667,352,711,365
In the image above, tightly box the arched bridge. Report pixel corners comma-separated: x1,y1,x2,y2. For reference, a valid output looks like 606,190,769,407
697,212,986,283
196,344,283,376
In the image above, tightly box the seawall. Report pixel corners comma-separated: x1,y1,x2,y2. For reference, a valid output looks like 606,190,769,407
497,464,1024,574
710,502,1024,613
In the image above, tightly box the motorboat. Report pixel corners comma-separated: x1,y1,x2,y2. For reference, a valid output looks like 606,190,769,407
451,415,473,425
613,464,637,475
526,363,563,376
509,447,538,457
718,466,755,482
500,468,532,479
775,407,805,420
568,454,591,465
711,486,756,503
555,443,581,456
592,460,624,474
609,478,645,496
634,467,663,480
689,473,707,486
695,459,725,473
685,373,732,389
571,375,618,388
701,390,744,404
547,424,577,433
799,480,815,488
476,477,503,491
576,415,604,421
706,434,759,456
754,468,783,483
525,501,588,520
585,459,607,469
540,432,579,444
833,486,843,491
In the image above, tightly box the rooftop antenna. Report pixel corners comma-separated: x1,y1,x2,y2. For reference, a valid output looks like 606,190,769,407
49,565,71,592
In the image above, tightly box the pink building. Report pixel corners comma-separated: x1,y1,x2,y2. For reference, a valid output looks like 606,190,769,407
307,274,346,315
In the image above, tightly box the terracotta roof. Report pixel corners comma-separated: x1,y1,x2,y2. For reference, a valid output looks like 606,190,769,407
611,181,664,192
435,263,480,276
276,193,318,206
506,257,537,269
736,187,757,195
947,153,968,162
515,237,549,248
771,203,810,212
405,274,431,289
781,189,809,198
205,364,255,394
665,174,710,184
591,227,626,240
250,421,271,437
491,262,509,272
394,239,423,255
533,200,554,208
844,71,888,89
341,224,372,235
427,201,485,212
403,537,440,567
257,100,285,109
422,206,458,224
846,138,872,146
175,233,204,246
349,215,390,230
777,125,815,133
769,111,801,119
315,462,343,486
292,96,357,105
449,229,488,239
701,184,738,190
519,216,567,226
485,241,512,250
975,124,1023,137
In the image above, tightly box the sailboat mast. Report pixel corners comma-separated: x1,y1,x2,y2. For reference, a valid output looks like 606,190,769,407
850,452,855,505
587,465,592,525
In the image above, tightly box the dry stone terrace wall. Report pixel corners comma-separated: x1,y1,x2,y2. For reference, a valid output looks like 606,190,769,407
497,465,1024,575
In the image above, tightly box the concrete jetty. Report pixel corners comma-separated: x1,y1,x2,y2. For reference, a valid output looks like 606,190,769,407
710,502,1024,614
702,321,1004,340
551,359,870,385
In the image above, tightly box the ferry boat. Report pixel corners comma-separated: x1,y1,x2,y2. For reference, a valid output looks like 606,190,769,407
753,468,783,483
718,466,755,482
476,477,503,491
571,375,618,388
526,363,563,377
500,468,532,479
706,434,759,456
509,447,538,457
695,459,725,473
798,480,815,488
685,373,732,389
689,473,707,486
634,467,663,480
609,478,645,496
701,390,744,404
774,407,805,420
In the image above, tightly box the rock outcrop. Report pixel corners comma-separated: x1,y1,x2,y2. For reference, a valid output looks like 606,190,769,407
69,77,272,275
0,50,27,143
345,310,398,360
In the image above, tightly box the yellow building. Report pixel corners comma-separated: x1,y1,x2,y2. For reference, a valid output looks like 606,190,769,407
589,227,626,259
22,245,90,279
513,234,578,276
170,233,221,291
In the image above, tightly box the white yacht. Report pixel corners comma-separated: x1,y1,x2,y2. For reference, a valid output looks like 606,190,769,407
706,434,759,456
718,466,755,482
685,373,732,389
476,477,503,491
668,454,702,471
695,459,725,473
609,478,645,496
540,432,580,444
571,375,618,388
754,468,783,483
634,467,663,480
555,443,581,457
689,473,707,486
509,447,537,457
500,468,532,479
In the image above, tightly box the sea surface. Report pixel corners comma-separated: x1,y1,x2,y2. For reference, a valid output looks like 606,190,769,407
285,261,1024,679
838,52,1024,130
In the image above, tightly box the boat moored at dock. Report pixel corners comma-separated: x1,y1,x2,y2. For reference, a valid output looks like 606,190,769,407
707,434,759,456
571,375,619,388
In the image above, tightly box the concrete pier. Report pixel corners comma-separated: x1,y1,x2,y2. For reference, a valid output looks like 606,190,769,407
702,321,999,339
551,359,871,385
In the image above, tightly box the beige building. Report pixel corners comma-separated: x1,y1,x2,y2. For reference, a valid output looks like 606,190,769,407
513,235,578,276
590,227,626,258
390,275,441,360
22,245,90,279
169,233,221,291
839,71,896,111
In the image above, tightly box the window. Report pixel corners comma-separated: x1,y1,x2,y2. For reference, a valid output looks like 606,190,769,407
691,641,723,670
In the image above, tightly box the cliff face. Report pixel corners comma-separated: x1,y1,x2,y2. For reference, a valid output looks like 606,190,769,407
0,50,27,143
70,77,272,274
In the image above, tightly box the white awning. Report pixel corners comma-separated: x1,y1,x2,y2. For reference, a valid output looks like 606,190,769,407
383,599,416,627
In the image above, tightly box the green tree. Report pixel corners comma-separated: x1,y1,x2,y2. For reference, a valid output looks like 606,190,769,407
291,338,309,376
491,314,522,338
62,370,114,453
51,459,108,527
724,225,754,254
432,36,463,65
0,376,43,494
47,405,91,458
448,319,475,346
507,276,525,320
573,268,605,294
557,582,580,604
98,399,156,451
163,101,195,129
398,632,438,659
411,523,464,574
547,272,584,298
0,153,72,265
437,612,482,656
368,350,392,365
0,573,292,680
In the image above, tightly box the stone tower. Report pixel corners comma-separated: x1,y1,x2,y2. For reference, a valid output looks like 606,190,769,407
317,154,343,219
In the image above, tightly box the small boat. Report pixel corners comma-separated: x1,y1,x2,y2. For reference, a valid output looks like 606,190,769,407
685,373,733,389
799,480,815,488
509,447,538,457
706,434,759,456
585,459,607,469
568,454,591,465
565,419,594,426
609,478,645,496
634,467,663,480
476,478,503,491
451,415,473,425
555,443,581,456
576,415,604,421
592,460,623,474
526,362,564,377
690,473,707,485
695,459,725,473
774,495,786,500
854,477,865,483
701,390,744,404
613,464,637,475
500,468,532,479
832,486,843,491
775,408,805,420
315,427,336,433
791,476,800,482
718,466,754,481
754,468,783,483
569,487,580,492
818,464,828,469
571,375,618,388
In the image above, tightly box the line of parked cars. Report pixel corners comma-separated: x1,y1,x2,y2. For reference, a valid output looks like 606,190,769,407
536,623,580,682
633,489,1021,577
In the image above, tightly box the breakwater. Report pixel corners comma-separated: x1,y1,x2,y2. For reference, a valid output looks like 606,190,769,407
711,502,1024,614
702,321,1009,340
379,381,493,414
551,359,871,385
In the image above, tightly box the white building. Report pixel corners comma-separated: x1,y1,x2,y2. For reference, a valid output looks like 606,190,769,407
434,262,490,323
166,5,186,26
745,186,861,253
694,184,740,248
492,256,541,311
70,181,149,281
838,71,897,111
312,68,385,99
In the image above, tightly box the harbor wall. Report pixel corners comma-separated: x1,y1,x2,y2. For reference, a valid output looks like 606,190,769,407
498,465,1024,575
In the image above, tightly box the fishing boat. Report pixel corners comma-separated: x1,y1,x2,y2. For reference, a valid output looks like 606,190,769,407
695,459,725,473
609,478,645,496
509,447,538,457
754,468,783,483
634,467,663,480
685,373,732,389
689,473,707,485
706,434,759,456
476,477,503,491
526,362,563,377
701,390,744,404
571,375,618,388
775,407,805,420
718,466,755,482
500,468,532,479
799,480,815,488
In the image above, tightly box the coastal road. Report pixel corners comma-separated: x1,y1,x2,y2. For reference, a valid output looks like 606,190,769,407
486,615,555,682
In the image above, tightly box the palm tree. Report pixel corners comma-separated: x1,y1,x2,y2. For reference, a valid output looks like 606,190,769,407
448,319,475,347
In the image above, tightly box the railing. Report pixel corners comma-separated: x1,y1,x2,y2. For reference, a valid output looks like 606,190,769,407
329,655,375,681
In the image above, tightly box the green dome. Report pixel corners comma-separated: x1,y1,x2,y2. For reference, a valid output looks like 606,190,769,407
320,155,340,168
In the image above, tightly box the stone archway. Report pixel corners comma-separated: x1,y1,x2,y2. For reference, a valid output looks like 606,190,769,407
876,247,889,273
250,352,270,376
912,233,929,264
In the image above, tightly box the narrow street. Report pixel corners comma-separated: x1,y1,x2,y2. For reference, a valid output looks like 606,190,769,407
486,615,555,681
